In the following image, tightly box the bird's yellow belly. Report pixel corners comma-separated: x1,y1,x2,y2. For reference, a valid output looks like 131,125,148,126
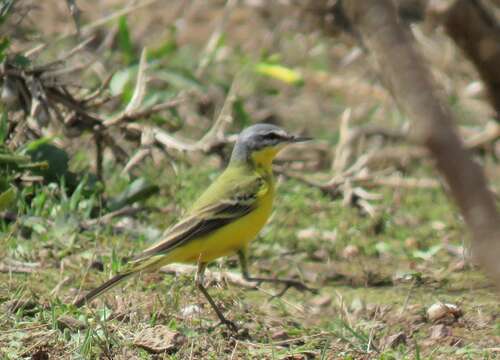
173,190,274,263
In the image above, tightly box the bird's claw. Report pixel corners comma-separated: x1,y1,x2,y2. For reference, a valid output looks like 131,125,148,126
268,279,318,300
269,284,292,300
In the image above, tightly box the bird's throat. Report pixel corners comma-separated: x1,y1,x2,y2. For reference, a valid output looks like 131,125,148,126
250,147,280,172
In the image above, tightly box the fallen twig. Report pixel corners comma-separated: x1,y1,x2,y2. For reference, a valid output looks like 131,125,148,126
0,259,41,273
105,96,188,127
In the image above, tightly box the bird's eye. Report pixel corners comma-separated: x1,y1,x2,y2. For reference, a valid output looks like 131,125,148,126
265,132,281,140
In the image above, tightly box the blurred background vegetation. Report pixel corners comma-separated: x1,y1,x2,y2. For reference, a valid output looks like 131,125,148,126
0,0,499,359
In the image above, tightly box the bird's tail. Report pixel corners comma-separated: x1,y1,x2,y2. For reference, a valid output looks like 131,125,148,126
73,272,132,308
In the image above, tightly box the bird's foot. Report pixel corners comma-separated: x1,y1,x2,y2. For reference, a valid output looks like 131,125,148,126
266,278,318,299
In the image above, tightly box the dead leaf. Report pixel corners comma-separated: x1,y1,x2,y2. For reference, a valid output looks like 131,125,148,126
447,337,464,347
297,228,337,242
311,294,332,308
310,249,329,261
31,349,49,360
430,324,452,339
382,332,406,349
133,325,185,354
89,260,104,272
341,244,359,259
4,298,38,314
404,237,418,248
297,228,319,240
271,329,288,340
321,230,337,242
450,260,466,272
281,353,316,360
57,315,86,331
181,304,202,318
427,303,462,323
431,221,446,231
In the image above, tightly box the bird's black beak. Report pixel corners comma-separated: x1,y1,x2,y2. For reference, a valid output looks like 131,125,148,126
289,135,313,143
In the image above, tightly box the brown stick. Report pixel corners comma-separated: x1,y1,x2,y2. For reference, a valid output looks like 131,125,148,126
341,0,500,282
444,0,500,122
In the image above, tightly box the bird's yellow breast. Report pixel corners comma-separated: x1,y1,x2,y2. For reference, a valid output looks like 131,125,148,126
171,178,275,264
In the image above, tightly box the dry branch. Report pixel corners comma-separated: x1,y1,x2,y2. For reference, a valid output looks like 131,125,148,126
340,0,500,282
103,97,187,128
444,0,500,122
1,38,225,181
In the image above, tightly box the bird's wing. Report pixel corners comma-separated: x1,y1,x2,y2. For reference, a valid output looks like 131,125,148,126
128,174,267,266
74,171,270,307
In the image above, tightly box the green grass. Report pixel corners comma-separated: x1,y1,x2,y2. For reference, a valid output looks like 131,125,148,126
1,2,499,358
1,157,498,359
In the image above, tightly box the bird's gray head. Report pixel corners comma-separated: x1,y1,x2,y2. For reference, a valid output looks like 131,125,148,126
230,123,311,165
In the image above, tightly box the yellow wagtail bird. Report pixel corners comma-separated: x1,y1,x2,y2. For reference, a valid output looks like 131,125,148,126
74,123,315,330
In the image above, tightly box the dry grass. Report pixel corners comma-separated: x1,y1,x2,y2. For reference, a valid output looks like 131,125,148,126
0,1,499,359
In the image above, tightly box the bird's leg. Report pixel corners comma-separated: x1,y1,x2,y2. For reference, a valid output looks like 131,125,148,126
237,250,317,298
195,262,238,332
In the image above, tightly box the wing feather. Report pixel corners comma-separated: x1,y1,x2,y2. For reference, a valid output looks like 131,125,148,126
130,175,265,263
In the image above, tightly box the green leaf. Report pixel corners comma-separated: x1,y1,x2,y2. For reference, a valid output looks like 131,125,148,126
109,66,136,101
232,98,252,128
0,37,10,61
111,248,120,273
0,176,10,192
0,111,8,143
26,143,69,182
142,90,177,108
156,68,204,91
375,241,391,254
0,152,31,165
412,245,442,260
0,185,16,210
107,178,159,211
22,136,56,152
149,31,177,60
96,306,112,322
69,177,87,212
12,54,31,68
117,15,135,64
